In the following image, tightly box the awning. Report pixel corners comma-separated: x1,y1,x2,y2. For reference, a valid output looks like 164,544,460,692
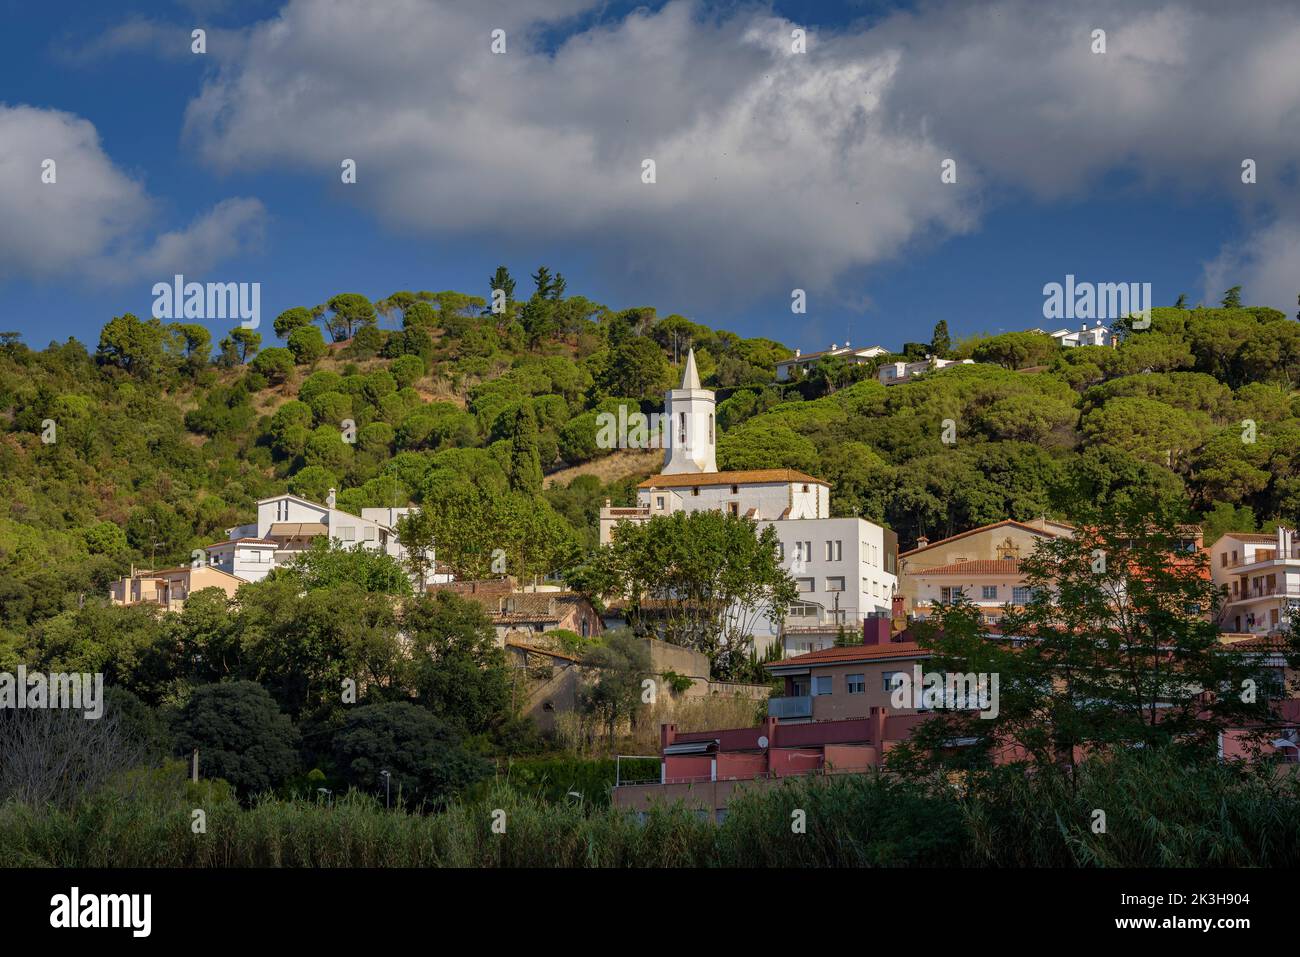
663,740,718,756
268,522,328,538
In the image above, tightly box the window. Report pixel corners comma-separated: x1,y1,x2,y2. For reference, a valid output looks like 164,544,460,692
679,412,687,445
1220,552,1228,568
730,484,739,494
363,526,377,541
846,674,865,695
826,577,845,592
788,602,818,618
824,540,842,561
728,502,739,516
656,496,665,510
709,415,715,444
882,671,905,693
691,487,700,497
339,526,355,541
1013,586,1033,604
981,585,998,600
940,586,965,602
776,542,785,561
796,578,815,593
801,484,810,493
813,675,832,696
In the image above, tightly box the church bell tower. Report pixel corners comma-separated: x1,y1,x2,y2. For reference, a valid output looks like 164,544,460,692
661,348,717,474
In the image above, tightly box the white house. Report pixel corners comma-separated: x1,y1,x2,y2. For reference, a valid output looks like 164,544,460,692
1047,322,1113,347
775,342,888,381
877,356,974,386
600,349,900,656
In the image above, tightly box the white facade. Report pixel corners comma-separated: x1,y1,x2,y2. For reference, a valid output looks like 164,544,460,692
877,356,974,385
776,342,889,381
1210,527,1300,636
1048,322,1112,347
205,538,278,583
754,517,900,656
661,349,718,475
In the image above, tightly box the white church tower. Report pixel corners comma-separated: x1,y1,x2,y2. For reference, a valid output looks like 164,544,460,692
661,348,717,474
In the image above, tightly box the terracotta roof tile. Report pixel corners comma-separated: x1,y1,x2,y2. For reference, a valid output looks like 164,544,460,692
913,559,1022,576
766,640,930,669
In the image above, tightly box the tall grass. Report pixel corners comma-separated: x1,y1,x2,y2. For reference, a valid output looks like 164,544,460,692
3,752,1298,867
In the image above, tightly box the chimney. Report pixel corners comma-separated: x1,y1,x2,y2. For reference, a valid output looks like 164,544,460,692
916,534,929,549
891,594,906,620
863,616,892,646
326,487,336,508
794,348,801,357
1080,323,1087,332
661,723,678,752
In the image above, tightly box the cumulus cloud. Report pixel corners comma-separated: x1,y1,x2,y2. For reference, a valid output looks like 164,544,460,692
1202,219,1300,315
162,0,1300,311
0,104,265,284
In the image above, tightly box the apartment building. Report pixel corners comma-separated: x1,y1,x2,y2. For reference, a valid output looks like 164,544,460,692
1210,528,1300,636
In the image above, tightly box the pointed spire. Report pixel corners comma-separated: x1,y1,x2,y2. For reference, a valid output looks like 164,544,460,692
680,347,701,390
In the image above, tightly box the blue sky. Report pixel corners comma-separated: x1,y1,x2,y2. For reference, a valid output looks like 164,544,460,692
2,0,1297,353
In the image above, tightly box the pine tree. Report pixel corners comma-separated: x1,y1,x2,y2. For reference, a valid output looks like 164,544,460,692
1221,285,1243,308
930,320,951,357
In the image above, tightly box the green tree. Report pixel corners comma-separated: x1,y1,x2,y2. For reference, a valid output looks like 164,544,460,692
273,306,315,339
322,293,378,342
590,511,797,678
331,702,491,808
402,592,513,736
173,681,300,799
287,325,328,364
930,320,952,358
507,404,544,494
1221,285,1243,308
579,629,651,749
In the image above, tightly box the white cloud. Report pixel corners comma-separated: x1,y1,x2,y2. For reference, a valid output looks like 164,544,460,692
0,104,266,285
159,0,1300,309
1202,218,1300,315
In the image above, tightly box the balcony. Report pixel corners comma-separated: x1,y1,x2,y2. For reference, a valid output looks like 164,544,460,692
768,695,813,719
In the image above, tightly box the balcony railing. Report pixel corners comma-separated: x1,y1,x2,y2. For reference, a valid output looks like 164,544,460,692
768,695,813,719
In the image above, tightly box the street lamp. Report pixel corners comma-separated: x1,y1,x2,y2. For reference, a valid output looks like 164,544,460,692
316,787,333,808
379,769,391,809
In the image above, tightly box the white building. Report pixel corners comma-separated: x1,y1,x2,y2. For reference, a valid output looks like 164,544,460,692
1047,322,1113,347
877,356,974,386
775,342,888,381
1210,527,1300,636
600,349,899,656
210,490,440,586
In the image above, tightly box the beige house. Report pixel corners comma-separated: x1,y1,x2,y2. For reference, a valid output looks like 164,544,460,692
109,565,246,613
898,518,1074,620
1209,528,1300,637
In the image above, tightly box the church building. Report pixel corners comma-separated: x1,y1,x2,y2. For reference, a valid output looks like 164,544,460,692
599,349,899,655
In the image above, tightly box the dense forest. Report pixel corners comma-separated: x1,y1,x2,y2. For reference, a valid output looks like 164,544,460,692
2,270,1299,657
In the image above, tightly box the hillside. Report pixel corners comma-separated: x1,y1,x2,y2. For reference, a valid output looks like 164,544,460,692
1,279,1299,651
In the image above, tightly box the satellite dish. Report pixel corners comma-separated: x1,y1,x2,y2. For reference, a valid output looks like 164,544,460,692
757,735,769,749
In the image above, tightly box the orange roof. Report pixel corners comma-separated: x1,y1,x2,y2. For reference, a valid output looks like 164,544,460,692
913,559,1022,576
638,469,828,490
205,538,278,548
900,519,1071,557
766,640,930,669
1216,532,1281,544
